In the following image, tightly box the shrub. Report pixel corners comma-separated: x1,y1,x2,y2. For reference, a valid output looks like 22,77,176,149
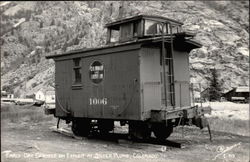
1,105,53,123
27,73,35,80
3,51,8,57
31,82,38,88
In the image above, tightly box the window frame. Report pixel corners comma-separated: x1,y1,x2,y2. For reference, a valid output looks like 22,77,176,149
72,58,82,86
119,23,133,42
144,19,159,36
143,19,182,36
133,20,141,37
110,29,120,43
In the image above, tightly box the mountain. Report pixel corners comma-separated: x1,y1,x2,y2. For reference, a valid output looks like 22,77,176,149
0,1,249,97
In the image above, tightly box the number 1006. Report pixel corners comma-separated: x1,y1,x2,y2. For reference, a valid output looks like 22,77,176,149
89,98,107,105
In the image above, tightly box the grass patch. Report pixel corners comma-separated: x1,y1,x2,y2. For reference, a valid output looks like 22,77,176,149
208,117,249,136
1,103,53,123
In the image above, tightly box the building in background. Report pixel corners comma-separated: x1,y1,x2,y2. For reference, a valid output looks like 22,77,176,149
35,89,55,103
1,91,15,103
35,90,45,101
44,90,55,104
223,86,249,103
1,91,14,98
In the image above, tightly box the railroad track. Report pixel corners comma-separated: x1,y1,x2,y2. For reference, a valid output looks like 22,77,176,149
50,126,184,149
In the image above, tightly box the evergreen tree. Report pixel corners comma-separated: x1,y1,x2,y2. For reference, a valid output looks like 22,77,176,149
50,19,55,26
208,68,222,101
11,28,14,35
44,39,51,52
62,42,68,51
73,37,79,45
26,11,31,21
39,21,43,28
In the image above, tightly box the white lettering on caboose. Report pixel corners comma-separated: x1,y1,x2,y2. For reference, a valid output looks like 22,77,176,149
89,98,107,105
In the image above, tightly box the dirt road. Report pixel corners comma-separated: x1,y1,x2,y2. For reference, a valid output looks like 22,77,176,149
1,118,249,162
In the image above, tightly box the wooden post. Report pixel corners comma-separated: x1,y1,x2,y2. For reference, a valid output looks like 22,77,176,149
180,83,182,108
199,83,202,107
110,3,113,17
191,83,195,106
118,2,124,19
106,28,111,44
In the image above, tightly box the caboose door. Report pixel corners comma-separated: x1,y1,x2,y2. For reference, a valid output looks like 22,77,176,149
140,47,162,114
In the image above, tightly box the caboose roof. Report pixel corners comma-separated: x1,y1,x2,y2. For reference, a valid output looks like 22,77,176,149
235,86,249,92
105,14,183,30
46,36,201,59
223,86,249,95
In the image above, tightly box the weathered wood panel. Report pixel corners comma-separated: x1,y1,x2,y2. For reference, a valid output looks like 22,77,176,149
139,47,162,119
55,60,72,117
173,50,191,108
55,49,141,120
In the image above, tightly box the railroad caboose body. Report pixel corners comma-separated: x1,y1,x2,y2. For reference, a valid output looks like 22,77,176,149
46,15,211,139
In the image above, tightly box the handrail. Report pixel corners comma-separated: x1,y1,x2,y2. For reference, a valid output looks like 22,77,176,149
169,23,175,109
161,23,168,110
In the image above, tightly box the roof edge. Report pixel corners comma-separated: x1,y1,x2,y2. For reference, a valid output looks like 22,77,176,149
105,14,183,28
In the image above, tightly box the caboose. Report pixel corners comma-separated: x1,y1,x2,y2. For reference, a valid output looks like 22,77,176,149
46,15,211,140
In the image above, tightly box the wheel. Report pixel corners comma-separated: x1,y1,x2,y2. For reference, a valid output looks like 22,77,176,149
129,121,151,140
152,123,173,140
98,120,114,135
71,119,91,137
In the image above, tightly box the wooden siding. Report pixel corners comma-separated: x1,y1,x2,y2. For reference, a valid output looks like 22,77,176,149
120,23,133,42
53,42,193,121
173,50,191,108
139,47,162,119
55,60,72,117
54,49,141,120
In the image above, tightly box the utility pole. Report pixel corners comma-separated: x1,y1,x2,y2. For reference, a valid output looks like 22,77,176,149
118,2,124,19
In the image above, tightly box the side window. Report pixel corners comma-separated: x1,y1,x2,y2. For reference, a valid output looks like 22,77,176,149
171,25,178,34
170,25,181,34
167,24,182,34
145,20,158,35
110,29,119,43
144,20,166,35
73,58,82,84
120,23,133,41
133,21,140,37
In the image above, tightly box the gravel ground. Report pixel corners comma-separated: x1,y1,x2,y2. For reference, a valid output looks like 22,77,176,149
1,118,249,162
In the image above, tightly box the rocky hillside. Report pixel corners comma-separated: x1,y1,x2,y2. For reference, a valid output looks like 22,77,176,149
1,1,249,97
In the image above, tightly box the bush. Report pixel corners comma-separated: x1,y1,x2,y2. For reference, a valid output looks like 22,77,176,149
27,73,36,80
31,82,38,88
3,51,9,57
1,104,53,123
2,85,14,94
50,19,55,26
26,94,35,99
208,117,249,136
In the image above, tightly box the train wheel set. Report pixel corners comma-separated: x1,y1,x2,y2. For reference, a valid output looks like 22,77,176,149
53,118,211,148
69,119,208,142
